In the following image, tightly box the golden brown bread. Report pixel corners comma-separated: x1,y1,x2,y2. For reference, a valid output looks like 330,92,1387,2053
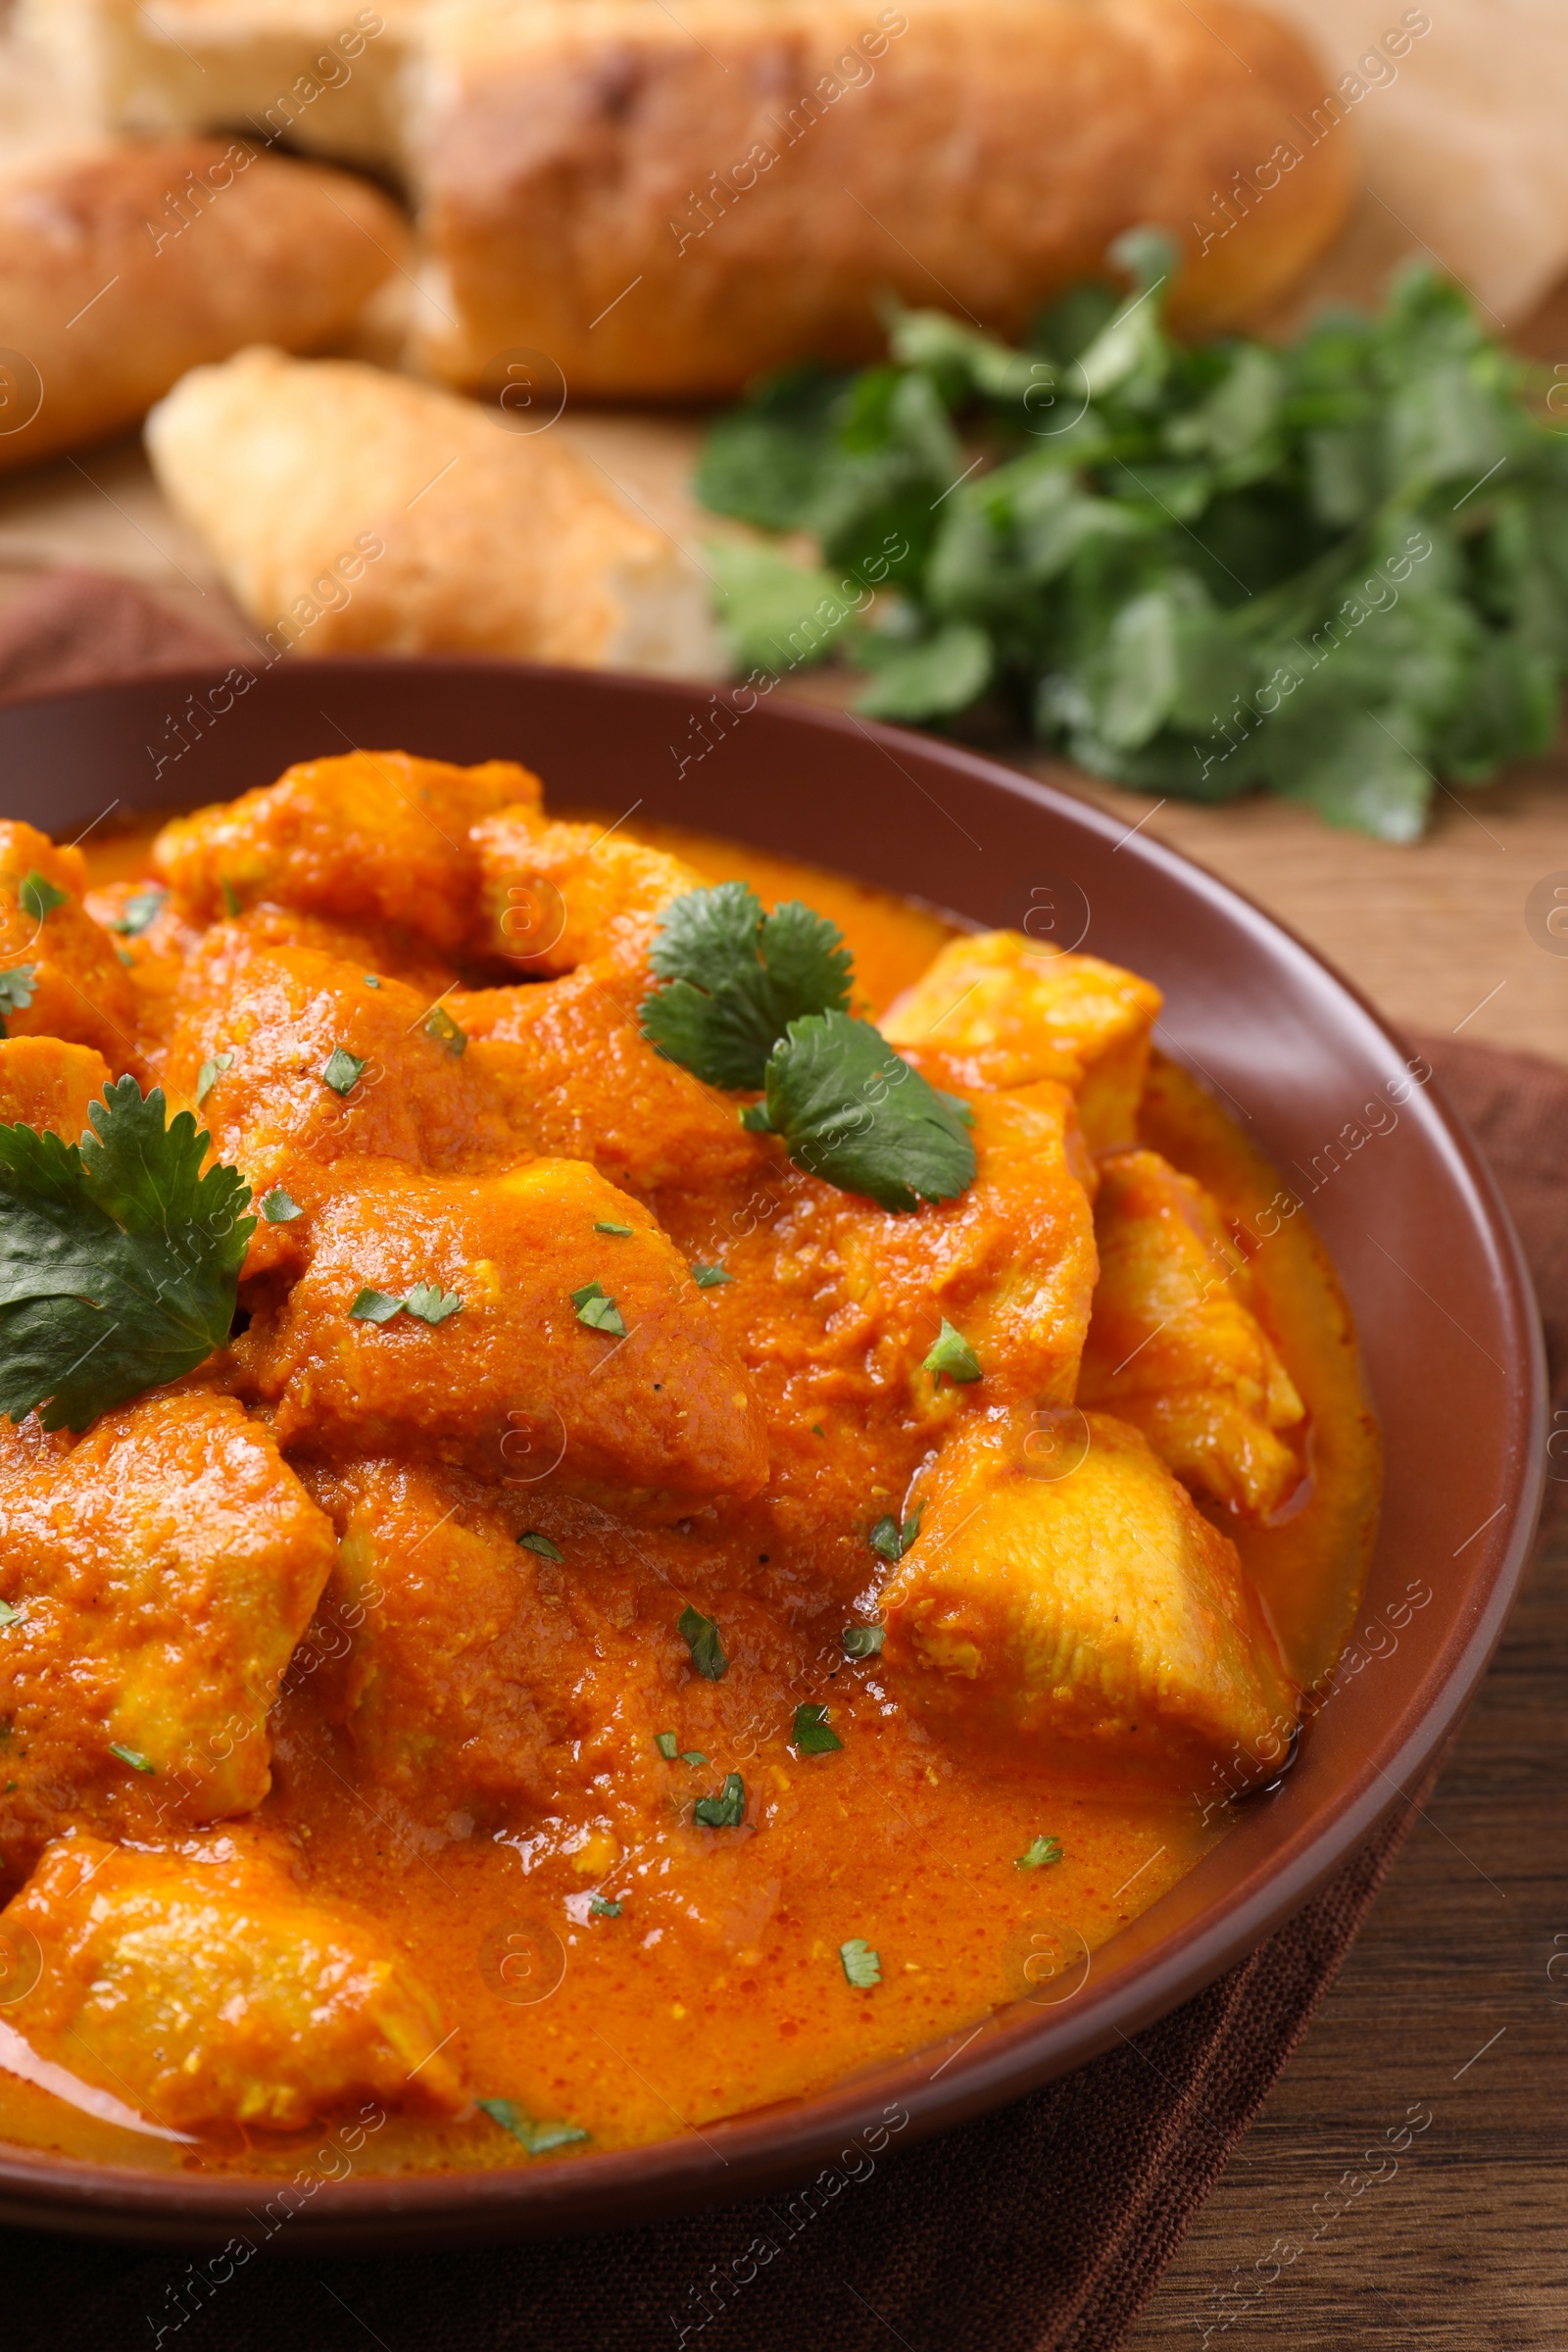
0,136,408,471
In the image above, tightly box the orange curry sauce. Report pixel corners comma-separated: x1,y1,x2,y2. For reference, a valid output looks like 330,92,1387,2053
0,799,1378,2181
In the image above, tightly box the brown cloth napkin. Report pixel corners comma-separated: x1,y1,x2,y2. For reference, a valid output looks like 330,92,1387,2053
0,572,1562,2352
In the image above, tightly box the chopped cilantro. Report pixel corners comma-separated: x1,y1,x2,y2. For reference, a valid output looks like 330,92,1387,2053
680,1749,708,1767
261,1188,301,1224
840,1938,881,1987
424,1004,466,1056
0,1077,254,1431
349,1288,404,1324
18,870,67,922
594,1220,633,1237
924,1318,982,1383
843,1624,887,1659
194,1052,232,1105
692,1263,733,1288
677,1603,727,1680
364,974,382,988
0,965,35,1036
762,1012,975,1211
738,1101,774,1132
570,1281,625,1337
640,882,853,1089
475,2097,590,2156
1016,1835,1064,1871
693,1771,747,1828
517,1532,564,1562
320,1047,366,1096
0,1597,22,1627
111,887,167,937
109,1741,155,1774
792,1702,843,1755
219,877,242,919
655,1730,678,1759
868,1507,922,1563
405,1281,463,1326
589,1896,622,1918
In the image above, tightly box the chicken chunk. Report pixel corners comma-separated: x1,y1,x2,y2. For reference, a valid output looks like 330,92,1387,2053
0,1836,462,2131
0,1394,336,1886
882,932,1161,1149
233,1156,769,1507
0,1035,110,1140
0,820,141,1075
883,1407,1297,1771
1078,1149,1305,1516
468,809,699,975
152,750,541,954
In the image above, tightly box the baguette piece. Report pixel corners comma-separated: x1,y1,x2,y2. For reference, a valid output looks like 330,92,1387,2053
409,0,1357,395
144,345,716,674
0,138,407,471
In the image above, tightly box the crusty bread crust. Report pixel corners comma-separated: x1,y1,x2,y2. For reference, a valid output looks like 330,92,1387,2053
411,0,1357,396
144,346,715,674
0,139,408,471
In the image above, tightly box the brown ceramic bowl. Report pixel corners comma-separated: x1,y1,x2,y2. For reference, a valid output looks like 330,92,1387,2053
0,659,1544,2248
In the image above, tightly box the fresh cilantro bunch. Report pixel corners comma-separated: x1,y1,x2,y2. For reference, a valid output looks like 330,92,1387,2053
696,237,1568,842
640,884,975,1211
0,1077,254,1430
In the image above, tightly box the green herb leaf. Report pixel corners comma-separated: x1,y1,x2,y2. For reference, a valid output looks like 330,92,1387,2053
693,1771,747,1828
589,1895,622,1918
424,1004,466,1056
111,887,167,937
681,1749,708,1767
640,882,854,1091
0,1077,254,1432
677,1603,728,1681
792,1702,843,1755
1016,1835,1064,1870
320,1047,366,1096
655,1730,678,1759
738,1102,774,1132
843,1624,886,1657
194,1052,232,1106
517,1532,564,1562
692,1263,733,1288
405,1281,463,1326
707,543,869,673
364,974,382,989
475,2097,591,2156
594,1220,633,1237
868,1506,922,1563
762,1012,976,1212
19,870,67,923
349,1288,404,1324
840,1937,881,1988
219,877,242,919
0,964,35,1038
109,1741,155,1774
571,1281,626,1338
924,1318,982,1383
261,1188,301,1224
0,1597,24,1627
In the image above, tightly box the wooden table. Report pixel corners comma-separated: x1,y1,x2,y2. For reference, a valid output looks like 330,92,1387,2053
1,443,1565,2346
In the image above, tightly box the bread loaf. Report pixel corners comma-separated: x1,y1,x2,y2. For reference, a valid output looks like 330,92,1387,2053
0,138,408,471
144,346,716,674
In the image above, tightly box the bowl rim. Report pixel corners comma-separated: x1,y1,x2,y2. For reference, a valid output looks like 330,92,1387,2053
0,656,1545,2248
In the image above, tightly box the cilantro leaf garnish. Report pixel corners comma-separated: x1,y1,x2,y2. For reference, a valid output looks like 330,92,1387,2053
640,882,852,1090
792,1702,843,1755
194,1052,232,1105
405,1281,463,1326
18,870,67,922
571,1281,625,1338
655,1730,678,1759
681,1749,708,1767
0,1597,22,1628
762,1013,976,1211
109,1740,155,1774
517,1531,564,1562
111,887,167,937
349,1288,404,1324
869,1507,922,1563
693,1771,746,1828
678,1603,727,1680
0,965,35,1035
475,2097,590,2156
589,1896,622,1918
1016,1835,1064,1870
320,1047,365,1096
424,1004,466,1056
594,1220,633,1237
0,1077,254,1433
692,1263,732,1288
843,1624,886,1658
261,1188,301,1224
840,1938,881,1987
924,1319,982,1383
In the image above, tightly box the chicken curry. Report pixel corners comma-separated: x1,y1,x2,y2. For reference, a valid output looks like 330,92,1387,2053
0,751,1379,2179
